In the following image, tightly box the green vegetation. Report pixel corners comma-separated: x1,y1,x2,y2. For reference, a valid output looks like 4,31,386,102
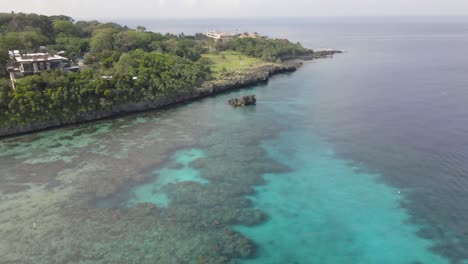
201,51,261,78
227,37,313,62
0,12,314,128
0,52,208,126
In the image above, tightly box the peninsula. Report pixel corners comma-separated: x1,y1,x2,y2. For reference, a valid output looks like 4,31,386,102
0,13,341,137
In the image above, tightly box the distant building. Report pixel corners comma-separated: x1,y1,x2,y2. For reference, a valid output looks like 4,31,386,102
205,31,235,42
239,32,263,39
10,52,69,75
7,51,70,87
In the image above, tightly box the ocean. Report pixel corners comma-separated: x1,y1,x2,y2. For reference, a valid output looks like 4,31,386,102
1,17,468,263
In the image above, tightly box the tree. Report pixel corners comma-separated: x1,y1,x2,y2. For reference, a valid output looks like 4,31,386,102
0,31,49,51
114,30,152,52
90,28,114,53
53,36,86,60
0,49,9,78
136,26,146,32
114,53,138,75
0,79,12,113
75,20,101,37
49,15,74,22
0,13,55,40
227,37,312,61
53,20,80,37
0,13,219,127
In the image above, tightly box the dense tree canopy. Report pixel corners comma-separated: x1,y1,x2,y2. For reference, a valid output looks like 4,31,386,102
0,31,50,51
89,28,115,53
0,13,56,40
227,37,313,61
0,12,313,127
0,48,9,78
0,52,209,125
53,20,81,37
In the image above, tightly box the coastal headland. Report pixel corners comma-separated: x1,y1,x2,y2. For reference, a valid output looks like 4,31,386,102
0,13,341,137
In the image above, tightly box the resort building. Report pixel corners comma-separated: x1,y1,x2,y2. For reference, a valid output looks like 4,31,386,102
239,32,262,39
8,51,69,75
7,51,71,87
205,31,235,42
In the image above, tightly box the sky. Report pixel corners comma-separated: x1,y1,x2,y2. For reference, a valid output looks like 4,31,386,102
3,0,468,19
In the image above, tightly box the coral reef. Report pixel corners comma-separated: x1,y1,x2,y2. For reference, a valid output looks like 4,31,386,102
0,88,292,263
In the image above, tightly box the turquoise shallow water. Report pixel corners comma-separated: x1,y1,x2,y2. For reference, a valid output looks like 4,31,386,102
236,132,449,264
1,17,468,263
127,148,208,208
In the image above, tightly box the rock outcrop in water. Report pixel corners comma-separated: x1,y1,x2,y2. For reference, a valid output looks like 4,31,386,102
0,62,301,137
0,54,349,138
228,95,256,107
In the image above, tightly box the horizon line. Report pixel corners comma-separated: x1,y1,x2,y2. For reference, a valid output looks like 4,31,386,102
3,11,468,21
80,14,468,22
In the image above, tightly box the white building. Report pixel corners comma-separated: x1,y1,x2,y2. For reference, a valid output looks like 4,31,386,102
205,31,235,42
7,51,70,88
11,52,69,75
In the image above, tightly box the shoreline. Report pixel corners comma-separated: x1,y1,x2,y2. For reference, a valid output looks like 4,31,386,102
0,52,340,138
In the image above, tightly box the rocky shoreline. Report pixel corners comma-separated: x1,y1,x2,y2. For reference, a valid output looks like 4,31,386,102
0,51,339,138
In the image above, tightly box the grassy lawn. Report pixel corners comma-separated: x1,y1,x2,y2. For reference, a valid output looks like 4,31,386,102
202,51,261,78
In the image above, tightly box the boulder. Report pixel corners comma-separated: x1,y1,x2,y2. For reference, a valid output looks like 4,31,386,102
228,95,256,107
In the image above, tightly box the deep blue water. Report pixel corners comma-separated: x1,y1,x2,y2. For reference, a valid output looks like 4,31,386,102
1,17,468,263
126,17,468,263
127,18,468,263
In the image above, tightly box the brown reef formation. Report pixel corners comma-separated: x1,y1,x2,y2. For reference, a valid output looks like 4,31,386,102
0,50,341,263
0,89,298,263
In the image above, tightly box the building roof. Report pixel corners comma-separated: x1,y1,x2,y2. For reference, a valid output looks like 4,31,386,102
206,31,235,37
14,53,68,63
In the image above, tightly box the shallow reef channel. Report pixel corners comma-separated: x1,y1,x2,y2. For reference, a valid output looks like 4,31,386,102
0,86,291,264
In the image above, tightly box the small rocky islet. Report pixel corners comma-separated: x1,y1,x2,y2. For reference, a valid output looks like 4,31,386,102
0,12,345,264
228,95,257,107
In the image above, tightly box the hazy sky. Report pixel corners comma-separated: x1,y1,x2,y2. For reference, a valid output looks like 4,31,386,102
4,0,468,19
